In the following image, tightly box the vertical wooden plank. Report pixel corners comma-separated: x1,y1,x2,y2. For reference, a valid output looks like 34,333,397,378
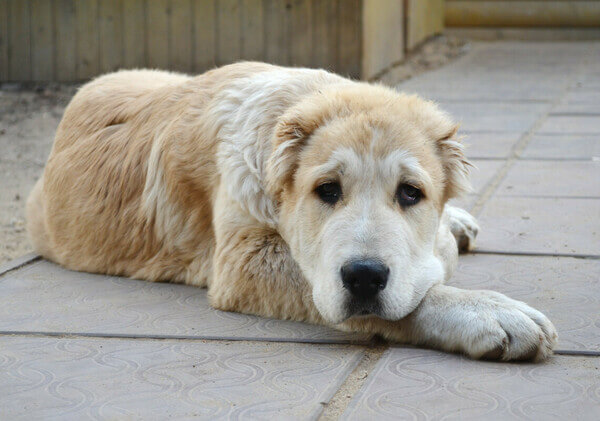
264,0,288,65
241,0,263,61
123,0,146,69
362,0,404,80
170,0,192,72
76,0,99,80
99,0,124,73
338,0,361,78
0,0,7,80
7,0,31,81
311,0,338,70
406,0,444,51
217,0,241,65
30,0,54,81
289,0,311,68
55,0,77,81
147,0,169,69
192,0,216,72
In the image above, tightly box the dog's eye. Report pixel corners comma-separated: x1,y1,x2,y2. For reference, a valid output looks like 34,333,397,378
396,184,422,207
315,182,342,205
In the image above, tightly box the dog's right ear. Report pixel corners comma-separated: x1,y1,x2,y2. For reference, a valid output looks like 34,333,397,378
265,111,320,200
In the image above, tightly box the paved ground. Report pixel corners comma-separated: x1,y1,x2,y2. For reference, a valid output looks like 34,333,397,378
1,41,599,420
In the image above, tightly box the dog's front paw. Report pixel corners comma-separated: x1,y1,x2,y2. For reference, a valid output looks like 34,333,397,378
461,291,557,362
445,205,479,252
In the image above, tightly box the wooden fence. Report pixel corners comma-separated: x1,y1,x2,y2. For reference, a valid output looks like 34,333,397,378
446,0,600,28
0,0,443,82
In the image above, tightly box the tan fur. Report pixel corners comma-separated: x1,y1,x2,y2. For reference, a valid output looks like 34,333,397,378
27,63,557,361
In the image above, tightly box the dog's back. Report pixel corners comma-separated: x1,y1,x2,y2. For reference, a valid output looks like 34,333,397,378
26,62,336,284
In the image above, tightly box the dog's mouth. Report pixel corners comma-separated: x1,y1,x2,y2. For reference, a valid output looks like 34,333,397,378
346,298,382,319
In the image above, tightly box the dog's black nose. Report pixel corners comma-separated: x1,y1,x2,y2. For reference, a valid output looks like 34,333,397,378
341,259,389,299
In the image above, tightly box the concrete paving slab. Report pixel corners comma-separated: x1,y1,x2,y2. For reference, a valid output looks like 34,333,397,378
447,160,505,212
551,106,600,115
0,252,39,276
468,159,505,195
343,347,600,421
450,254,600,352
0,260,370,344
437,101,549,132
449,194,480,212
463,132,521,159
520,134,600,160
475,197,600,256
496,161,600,197
563,87,600,105
0,336,362,420
538,116,600,135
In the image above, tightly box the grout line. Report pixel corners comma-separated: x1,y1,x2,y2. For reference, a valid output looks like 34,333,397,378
536,131,600,136
0,330,374,346
469,250,600,260
490,195,600,200
468,157,598,162
548,112,600,117
319,343,388,420
431,99,552,104
0,253,41,277
555,349,600,357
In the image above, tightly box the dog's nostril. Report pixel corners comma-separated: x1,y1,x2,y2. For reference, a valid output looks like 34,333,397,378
341,259,389,299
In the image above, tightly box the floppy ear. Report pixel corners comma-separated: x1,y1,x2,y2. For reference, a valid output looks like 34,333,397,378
437,125,472,201
265,111,320,200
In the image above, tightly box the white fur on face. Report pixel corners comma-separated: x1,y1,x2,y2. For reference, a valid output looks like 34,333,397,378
282,144,445,324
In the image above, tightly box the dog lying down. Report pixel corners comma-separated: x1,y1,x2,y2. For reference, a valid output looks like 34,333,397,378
26,62,557,361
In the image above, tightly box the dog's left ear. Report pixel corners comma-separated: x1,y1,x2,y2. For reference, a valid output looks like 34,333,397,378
265,110,320,201
436,125,472,201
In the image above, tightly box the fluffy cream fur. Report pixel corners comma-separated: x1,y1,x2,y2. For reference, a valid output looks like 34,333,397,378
27,63,557,361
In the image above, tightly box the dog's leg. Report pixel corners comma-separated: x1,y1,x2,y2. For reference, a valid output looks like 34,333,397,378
210,189,556,361
343,284,557,361
444,204,480,253
209,188,324,324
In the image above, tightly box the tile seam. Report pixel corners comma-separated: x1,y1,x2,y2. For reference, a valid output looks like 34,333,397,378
0,330,374,345
470,250,600,260
0,253,41,277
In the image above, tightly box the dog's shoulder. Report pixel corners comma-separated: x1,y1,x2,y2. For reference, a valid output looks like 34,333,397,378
208,64,347,226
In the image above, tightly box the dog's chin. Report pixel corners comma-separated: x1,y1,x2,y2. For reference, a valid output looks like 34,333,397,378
347,298,382,318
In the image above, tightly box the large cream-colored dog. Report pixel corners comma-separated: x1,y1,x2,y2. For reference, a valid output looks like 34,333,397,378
26,63,557,361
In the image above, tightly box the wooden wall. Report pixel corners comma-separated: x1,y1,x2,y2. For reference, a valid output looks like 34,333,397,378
446,1,600,28
0,0,445,82
0,0,361,82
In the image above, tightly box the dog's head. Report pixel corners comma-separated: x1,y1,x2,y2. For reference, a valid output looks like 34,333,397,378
265,84,470,324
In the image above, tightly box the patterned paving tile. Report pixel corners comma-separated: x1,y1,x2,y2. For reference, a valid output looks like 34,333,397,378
0,336,362,420
449,194,479,212
520,134,600,160
399,43,588,101
343,347,600,421
0,260,369,344
468,159,505,195
538,116,600,134
475,196,600,256
437,101,549,132
552,103,600,115
463,132,521,159
496,161,600,197
450,254,600,352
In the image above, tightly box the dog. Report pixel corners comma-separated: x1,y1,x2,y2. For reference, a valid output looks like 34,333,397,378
26,62,557,361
